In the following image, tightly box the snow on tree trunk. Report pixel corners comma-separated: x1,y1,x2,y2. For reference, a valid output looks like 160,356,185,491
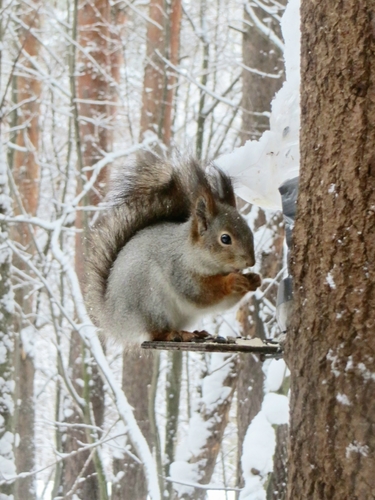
286,1,375,498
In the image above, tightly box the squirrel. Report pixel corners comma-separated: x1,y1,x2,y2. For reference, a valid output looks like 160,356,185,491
85,153,261,343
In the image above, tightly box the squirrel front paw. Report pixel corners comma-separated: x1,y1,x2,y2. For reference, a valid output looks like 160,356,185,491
231,272,261,294
152,330,213,342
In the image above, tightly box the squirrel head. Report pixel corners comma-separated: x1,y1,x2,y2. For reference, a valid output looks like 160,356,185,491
190,192,255,274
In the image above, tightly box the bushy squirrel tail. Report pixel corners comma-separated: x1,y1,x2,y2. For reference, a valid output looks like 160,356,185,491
85,151,235,327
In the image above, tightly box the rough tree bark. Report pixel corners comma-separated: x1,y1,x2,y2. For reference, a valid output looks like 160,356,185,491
286,2,375,499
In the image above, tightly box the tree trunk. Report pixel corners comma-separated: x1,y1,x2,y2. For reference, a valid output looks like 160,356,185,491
59,1,110,498
241,2,285,142
139,0,181,145
10,5,41,498
164,351,183,499
77,0,110,178
286,2,375,499
267,424,288,500
112,349,153,500
0,149,16,499
162,0,182,146
195,0,209,160
139,0,166,141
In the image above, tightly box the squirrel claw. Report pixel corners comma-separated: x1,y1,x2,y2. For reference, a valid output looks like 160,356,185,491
189,330,213,342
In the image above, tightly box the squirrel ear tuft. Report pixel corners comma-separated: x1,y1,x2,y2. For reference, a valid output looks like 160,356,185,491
195,194,216,234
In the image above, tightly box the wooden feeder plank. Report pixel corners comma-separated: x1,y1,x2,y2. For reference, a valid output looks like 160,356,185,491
141,339,283,358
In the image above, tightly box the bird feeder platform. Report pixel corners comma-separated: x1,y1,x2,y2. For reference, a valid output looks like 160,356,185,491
141,337,283,360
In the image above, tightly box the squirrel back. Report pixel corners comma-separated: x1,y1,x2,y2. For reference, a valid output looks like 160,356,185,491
86,152,240,331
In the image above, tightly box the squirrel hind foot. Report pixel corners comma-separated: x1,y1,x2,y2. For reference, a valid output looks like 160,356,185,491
151,330,213,342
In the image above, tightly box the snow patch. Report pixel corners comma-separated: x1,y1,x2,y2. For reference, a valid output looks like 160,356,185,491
325,273,336,289
336,393,351,406
110,420,128,460
326,349,340,377
346,441,369,458
262,393,289,425
265,359,287,392
0,343,7,365
20,326,36,358
357,362,375,382
169,461,202,497
201,354,234,411
240,411,275,500
0,431,16,480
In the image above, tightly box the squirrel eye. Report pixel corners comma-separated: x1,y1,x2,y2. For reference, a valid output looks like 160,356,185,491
220,233,232,245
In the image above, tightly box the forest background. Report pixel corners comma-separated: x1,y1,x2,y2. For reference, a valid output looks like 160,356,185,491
0,0,290,499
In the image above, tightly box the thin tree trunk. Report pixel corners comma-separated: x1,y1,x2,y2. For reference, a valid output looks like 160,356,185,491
112,349,153,500
10,5,41,498
162,0,182,146
286,2,375,499
195,0,209,160
241,3,285,142
139,0,166,141
0,144,16,499
59,1,110,497
139,0,181,145
164,351,183,499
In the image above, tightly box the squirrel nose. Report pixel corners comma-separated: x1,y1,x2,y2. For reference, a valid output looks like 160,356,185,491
246,255,255,267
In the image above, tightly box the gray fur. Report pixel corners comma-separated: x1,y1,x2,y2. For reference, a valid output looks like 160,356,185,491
85,154,255,342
